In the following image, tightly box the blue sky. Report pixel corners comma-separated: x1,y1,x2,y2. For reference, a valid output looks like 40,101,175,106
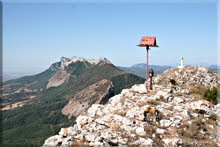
3,0,217,73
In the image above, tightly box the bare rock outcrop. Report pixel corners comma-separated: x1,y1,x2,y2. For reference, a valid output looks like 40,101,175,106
47,70,71,89
155,66,219,89
47,56,112,89
62,79,113,119
43,66,220,147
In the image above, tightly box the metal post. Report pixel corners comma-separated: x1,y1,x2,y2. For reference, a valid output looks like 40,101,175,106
150,75,152,90
146,46,149,91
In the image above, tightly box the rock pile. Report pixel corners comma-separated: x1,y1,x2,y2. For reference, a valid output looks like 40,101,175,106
43,66,220,146
156,66,219,88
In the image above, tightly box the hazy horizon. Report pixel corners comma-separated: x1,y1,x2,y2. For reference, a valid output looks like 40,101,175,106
4,0,218,73
3,55,219,74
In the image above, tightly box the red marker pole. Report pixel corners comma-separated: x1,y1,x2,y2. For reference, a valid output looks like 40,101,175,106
137,36,158,91
146,46,149,91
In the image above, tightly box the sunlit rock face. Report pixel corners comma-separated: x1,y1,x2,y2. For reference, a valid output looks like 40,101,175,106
43,66,220,147
62,79,113,119
47,56,112,89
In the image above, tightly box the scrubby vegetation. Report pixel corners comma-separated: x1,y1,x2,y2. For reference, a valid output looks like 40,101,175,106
1,87,73,146
204,85,220,105
2,61,145,146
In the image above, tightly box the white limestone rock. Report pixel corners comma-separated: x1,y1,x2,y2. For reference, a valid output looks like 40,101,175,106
131,84,147,94
135,127,146,136
156,128,166,134
181,89,190,95
59,128,68,137
162,137,182,147
76,115,90,129
108,95,121,107
61,136,73,146
153,90,171,101
43,65,220,147
172,97,184,104
186,100,211,116
85,133,97,142
160,119,173,127
133,137,153,146
126,107,145,121
43,135,63,146
87,104,104,117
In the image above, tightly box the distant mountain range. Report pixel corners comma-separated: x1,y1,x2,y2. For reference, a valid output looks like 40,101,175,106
208,65,220,73
118,63,172,79
119,63,220,78
2,56,144,146
2,72,33,82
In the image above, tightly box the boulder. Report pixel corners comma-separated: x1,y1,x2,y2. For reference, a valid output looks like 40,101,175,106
131,84,147,94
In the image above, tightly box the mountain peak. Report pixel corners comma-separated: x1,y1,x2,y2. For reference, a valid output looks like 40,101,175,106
60,56,111,70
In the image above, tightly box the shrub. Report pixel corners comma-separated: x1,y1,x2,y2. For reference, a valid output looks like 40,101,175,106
204,85,220,105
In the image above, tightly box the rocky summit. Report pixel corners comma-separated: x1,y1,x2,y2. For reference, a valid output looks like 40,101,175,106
43,66,220,147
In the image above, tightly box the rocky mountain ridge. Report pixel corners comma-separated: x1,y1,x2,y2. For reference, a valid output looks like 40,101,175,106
47,57,112,88
60,56,111,69
44,66,220,146
2,56,145,145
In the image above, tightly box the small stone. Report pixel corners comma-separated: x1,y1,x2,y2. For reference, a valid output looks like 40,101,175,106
67,127,77,136
135,127,146,136
153,90,171,100
134,137,153,146
162,137,182,147
156,128,166,134
76,115,89,129
160,119,173,127
59,128,68,137
126,107,145,121
181,89,190,95
62,136,73,146
173,97,184,104
85,133,97,142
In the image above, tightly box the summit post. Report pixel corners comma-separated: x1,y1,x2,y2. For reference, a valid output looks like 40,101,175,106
137,36,159,91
